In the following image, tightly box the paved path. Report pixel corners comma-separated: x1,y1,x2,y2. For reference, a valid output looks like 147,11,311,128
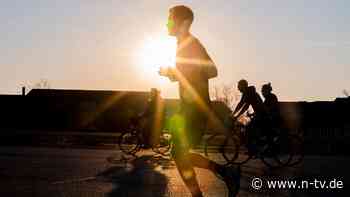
0,146,348,196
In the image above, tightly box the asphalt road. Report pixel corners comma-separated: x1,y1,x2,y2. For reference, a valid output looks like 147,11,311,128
0,146,348,197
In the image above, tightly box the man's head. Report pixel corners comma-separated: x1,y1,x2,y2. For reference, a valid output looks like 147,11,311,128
237,79,248,93
167,5,194,37
261,83,272,97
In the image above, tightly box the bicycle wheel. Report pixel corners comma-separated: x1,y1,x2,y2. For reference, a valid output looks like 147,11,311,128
261,133,297,168
221,135,240,165
286,134,304,166
204,134,232,165
261,145,283,169
232,145,252,165
118,130,141,155
260,133,285,168
152,133,172,156
271,133,304,167
230,129,251,165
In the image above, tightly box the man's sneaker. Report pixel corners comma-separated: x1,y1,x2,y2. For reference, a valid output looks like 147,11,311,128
218,165,241,197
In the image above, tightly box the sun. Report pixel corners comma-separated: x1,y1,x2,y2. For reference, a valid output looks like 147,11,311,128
137,35,177,77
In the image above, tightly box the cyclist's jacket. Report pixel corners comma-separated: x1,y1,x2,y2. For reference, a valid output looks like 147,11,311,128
263,93,281,122
241,86,265,116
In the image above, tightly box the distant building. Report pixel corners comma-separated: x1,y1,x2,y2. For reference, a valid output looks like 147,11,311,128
24,89,152,131
278,97,350,154
0,88,234,133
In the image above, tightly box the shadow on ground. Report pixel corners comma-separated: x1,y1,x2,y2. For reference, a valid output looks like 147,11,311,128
98,155,172,197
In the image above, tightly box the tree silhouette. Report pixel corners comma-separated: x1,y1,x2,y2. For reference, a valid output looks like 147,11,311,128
211,84,253,124
211,84,239,111
33,79,51,89
20,79,51,94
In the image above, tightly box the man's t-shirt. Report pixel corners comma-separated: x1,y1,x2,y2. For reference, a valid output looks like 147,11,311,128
175,35,217,106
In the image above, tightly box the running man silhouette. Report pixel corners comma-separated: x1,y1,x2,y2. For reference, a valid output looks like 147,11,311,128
159,5,240,197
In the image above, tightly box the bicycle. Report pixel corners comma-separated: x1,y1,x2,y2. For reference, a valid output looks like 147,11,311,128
118,115,172,156
203,123,240,166
118,89,239,166
118,109,236,162
222,113,304,168
120,116,243,168
118,89,172,156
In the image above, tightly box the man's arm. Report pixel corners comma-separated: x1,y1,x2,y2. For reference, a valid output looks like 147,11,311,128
235,103,249,118
203,61,217,79
159,67,178,82
190,39,217,79
233,99,245,116
199,46,217,79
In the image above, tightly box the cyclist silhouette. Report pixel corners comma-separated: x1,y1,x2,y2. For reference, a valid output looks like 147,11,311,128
232,79,268,156
132,88,163,148
261,82,280,125
232,79,265,119
159,5,240,197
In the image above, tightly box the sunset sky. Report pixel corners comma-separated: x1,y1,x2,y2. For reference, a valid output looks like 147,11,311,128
1,0,349,101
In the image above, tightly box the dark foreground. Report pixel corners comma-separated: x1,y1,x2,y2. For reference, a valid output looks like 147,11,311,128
0,146,349,197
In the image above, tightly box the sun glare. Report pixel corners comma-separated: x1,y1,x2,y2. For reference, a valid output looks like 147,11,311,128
137,35,177,77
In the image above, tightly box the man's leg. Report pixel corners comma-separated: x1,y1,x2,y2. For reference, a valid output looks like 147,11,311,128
172,145,203,197
188,152,241,197
188,152,224,173
170,110,203,197
186,115,233,174
187,118,241,197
